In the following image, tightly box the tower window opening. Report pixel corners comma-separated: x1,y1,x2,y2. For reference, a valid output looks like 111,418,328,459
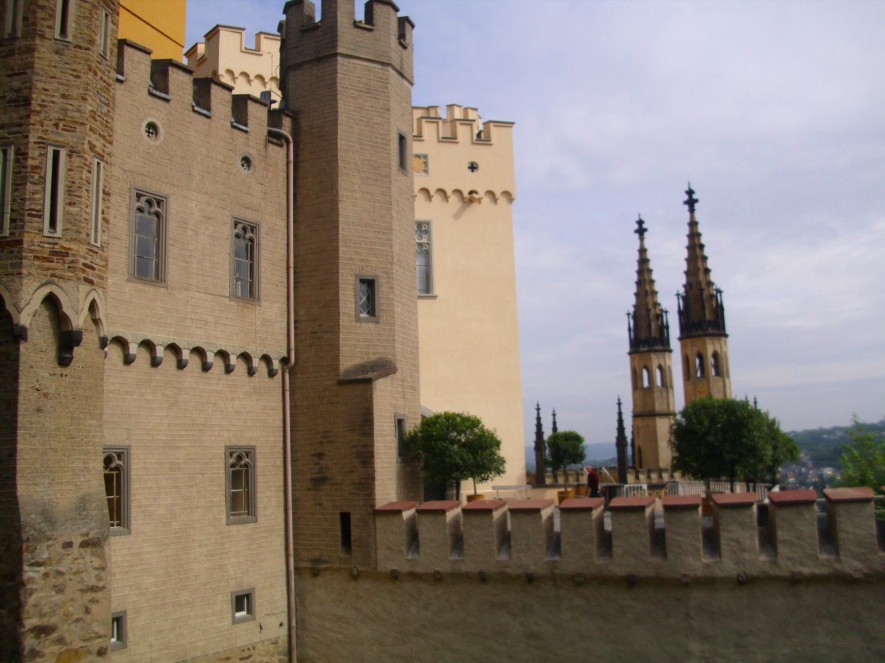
339,512,352,555
711,351,721,377
641,367,651,389
0,145,11,236
55,0,71,39
43,146,66,237
695,353,705,378
656,365,665,388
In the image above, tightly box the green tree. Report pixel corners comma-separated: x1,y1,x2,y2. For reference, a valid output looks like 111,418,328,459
837,417,885,491
406,411,506,496
671,398,799,487
546,431,586,487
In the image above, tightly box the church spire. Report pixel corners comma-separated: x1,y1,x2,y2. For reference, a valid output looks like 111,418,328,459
533,402,546,485
628,216,670,352
677,184,727,338
615,397,628,484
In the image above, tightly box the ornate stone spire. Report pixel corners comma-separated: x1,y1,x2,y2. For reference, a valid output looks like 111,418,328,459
533,402,546,485
615,397,628,484
628,216,670,352
677,184,727,338
551,409,558,434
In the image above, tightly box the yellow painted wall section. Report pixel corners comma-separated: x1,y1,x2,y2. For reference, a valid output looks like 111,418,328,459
119,0,186,60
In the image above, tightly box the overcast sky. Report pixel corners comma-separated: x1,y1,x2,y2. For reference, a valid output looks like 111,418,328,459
186,1,885,451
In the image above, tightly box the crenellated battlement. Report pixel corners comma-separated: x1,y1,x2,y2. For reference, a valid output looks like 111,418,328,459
115,39,282,138
282,0,414,84
375,488,884,579
413,105,514,145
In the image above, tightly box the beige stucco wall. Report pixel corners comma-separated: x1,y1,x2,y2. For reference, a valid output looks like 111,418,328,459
186,26,282,103
102,42,290,660
414,105,526,491
119,0,186,61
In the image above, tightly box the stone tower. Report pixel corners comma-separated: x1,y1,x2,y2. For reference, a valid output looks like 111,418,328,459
281,0,422,568
627,216,675,470
677,185,731,405
0,0,118,658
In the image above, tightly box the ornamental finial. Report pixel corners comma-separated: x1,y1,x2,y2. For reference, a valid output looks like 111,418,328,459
634,215,647,238
684,183,698,214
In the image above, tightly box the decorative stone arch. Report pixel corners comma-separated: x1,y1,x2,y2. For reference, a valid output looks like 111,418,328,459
482,190,497,204
416,187,432,202
164,342,188,369
500,190,515,204
237,351,258,376
109,335,136,364
260,353,279,378
237,71,251,87
269,76,279,90
79,289,108,343
451,189,466,204
223,69,236,84
433,188,449,202
215,349,235,374
190,346,213,372
137,339,163,367
0,282,19,323
253,73,266,89
20,282,75,333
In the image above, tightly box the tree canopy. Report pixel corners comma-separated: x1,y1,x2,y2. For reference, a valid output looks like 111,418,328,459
546,431,586,486
837,417,885,491
671,398,799,485
405,411,506,496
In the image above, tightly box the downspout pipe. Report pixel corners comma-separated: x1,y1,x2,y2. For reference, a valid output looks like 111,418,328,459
268,126,297,663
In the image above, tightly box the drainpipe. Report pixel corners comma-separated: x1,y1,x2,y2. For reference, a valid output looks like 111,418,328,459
268,126,296,663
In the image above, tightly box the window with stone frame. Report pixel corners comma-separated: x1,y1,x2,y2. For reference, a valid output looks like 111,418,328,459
103,447,130,534
99,9,110,58
356,276,378,321
0,144,11,236
416,221,433,295
3,0,23,38
231,219,258,300
55,0,72,40
226,447,256,524
43,145,65,237
90,158,103,246
130,189,166,283
110,611,127,650
231,589,255,624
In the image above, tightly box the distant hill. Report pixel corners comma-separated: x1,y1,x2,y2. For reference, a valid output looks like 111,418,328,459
787,418,885,469
525,442,617,472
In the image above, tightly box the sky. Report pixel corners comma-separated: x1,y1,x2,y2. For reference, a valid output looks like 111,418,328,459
185,0,885,453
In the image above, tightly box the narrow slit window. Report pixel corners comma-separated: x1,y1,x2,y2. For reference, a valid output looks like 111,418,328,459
695,353,705,378
4,0,24,38
396,415,407,462
110,611,127,650
416,221,432,295
226,447,256,524
90,158,103,246
356,276,378,321
397,132,407,172
99,10,110,58
55,0,71,39
43,146,65,237
103,448,130,533
0,145,11,236
339,512,352,555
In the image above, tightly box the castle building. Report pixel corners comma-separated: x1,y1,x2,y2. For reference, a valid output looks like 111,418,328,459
677,184,732,404
627,216,676,470
185,25,527,494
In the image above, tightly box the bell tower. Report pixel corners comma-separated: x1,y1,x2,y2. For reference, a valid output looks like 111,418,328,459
677,185,732,405
627,216,675,470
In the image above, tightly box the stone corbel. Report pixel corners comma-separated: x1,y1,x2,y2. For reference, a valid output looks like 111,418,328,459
58,330,83,367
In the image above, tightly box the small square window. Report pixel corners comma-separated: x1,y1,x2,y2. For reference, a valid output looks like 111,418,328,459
110,611,127,651
231,589,255,624
226,447,256,524
356,276,378,322
103,447,130,534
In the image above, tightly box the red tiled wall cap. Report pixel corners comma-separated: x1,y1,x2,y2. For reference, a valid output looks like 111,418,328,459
824,487,875,503
462,499,508,512
375,501,420,512
416,500,462,512
560,497,605,511
711,493,757,507
768,489,817,505
609,496,656,510
662,495,703,509
508,499,555,511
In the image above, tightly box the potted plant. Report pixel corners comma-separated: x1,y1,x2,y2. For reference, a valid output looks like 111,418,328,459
406,411,506,501
546,431,586,503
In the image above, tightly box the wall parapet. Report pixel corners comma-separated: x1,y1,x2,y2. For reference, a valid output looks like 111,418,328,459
374,492,884,579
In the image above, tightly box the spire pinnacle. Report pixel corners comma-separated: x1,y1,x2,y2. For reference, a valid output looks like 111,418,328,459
634,215,647,239
628,216,670,352
684,183,698,214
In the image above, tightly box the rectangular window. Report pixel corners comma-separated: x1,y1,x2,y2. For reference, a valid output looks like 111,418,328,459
231,589,255,624
110,611,127,650
3,0,23,38
231,218,258,300
395,415,407,462
55,0,71,39
99,10,110,58
412,153,429,176
130,188,166,283
339,512,352,555
397,132,407,172
43,146,65,237
416,221,432,295
90,158,103,246
356,276,378,322
226,447,256,524
103,447,130,534
0,145,11,236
